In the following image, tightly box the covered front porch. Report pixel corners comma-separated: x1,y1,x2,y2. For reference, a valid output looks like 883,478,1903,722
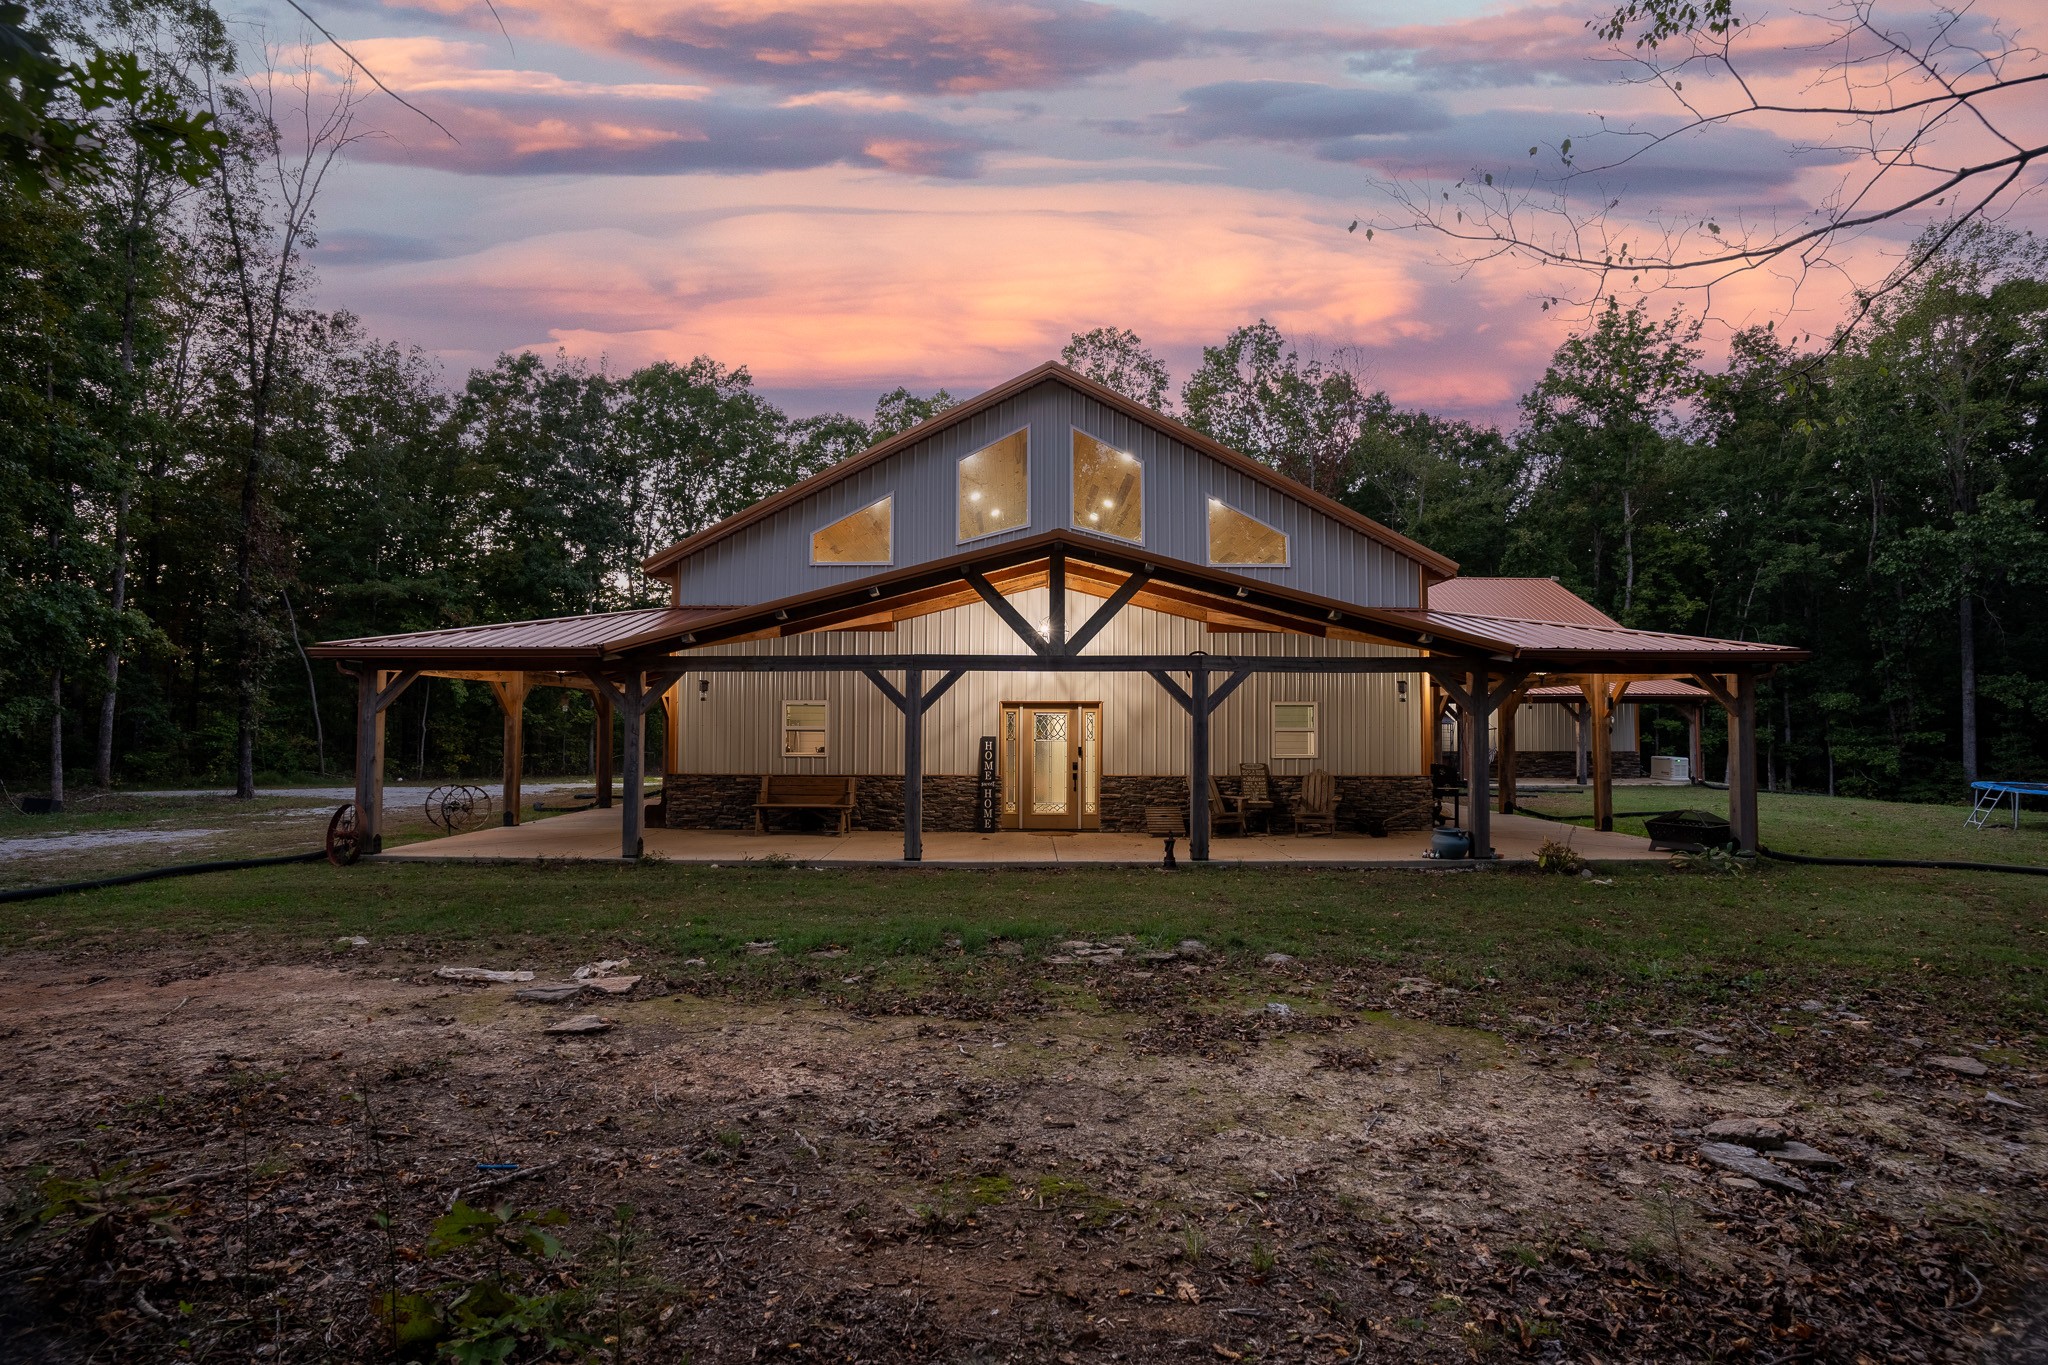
380,805,1664,865
311,534,1808,866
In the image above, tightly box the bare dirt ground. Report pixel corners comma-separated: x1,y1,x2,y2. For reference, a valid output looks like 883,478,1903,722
1,945,2043,1363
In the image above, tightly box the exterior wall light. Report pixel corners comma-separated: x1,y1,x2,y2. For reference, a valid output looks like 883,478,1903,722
697,678,710,701
1397,679,1409,703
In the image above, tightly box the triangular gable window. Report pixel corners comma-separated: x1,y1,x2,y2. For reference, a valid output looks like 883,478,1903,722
811,496,893,565
1207,498,1288,567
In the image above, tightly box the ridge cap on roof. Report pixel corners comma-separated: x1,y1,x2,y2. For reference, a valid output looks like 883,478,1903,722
636,361,1456,579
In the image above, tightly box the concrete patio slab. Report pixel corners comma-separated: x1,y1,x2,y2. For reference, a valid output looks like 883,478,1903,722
380,806,1661,866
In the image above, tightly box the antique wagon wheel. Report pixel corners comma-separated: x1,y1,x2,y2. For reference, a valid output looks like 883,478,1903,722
423,784,451,832
326,803,364,866
441,785,476,831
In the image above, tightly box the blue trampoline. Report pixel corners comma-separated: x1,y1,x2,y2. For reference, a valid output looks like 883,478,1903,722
1967,780,2048,830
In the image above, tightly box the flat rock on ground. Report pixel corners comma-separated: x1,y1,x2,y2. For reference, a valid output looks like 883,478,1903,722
1770,1140,1844,1170
1925,1054,1990,1077
544,1014,613,1035
1698,1141,1811,1194
1704,1116,1787,1149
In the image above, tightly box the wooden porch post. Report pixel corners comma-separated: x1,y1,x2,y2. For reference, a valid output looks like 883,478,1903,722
619,672,646,859
1466,667,1493,858
1687,703,1705,785
491,673,531,826
903,668,924,862
1730,671,1759,853
1574,701,1589,786
594,689,613,808
1585,675,1614,832
350,669,418,854
659,679,681,776
1189,661,1211,862
353,671,382,851
1497,691,1520,815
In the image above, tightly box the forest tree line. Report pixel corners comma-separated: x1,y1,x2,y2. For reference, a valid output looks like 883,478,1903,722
4,2,2045,803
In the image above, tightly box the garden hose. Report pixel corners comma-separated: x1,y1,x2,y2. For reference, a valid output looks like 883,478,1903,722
1755,846,2048,877
0,849,329,905
1515,800,2048,877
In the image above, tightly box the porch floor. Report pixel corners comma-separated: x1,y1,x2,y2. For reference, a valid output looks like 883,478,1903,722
380,807,1663,865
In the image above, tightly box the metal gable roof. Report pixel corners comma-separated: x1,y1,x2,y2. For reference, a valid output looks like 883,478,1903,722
1429,577,1621,626
637,362,1459,580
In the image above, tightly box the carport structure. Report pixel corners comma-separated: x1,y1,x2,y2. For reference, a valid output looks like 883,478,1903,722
312,534,1804,865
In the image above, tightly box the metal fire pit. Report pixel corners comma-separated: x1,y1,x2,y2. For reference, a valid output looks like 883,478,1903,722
1645,810,1733,852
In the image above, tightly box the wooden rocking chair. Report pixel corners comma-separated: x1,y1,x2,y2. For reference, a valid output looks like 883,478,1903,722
1290,769,1338,836
1207,777,1248,836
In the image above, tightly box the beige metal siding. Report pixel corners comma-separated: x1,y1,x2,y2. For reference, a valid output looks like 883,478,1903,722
675,591,1424,776
1507,701,1639,751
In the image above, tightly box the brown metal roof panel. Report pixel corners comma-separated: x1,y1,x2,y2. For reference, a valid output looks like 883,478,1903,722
1429,577,1620,627
1525,680,1715,699
1393,610,1806,657
310,606,734,657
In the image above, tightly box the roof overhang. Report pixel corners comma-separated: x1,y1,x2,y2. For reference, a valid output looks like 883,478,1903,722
614,530,1496,662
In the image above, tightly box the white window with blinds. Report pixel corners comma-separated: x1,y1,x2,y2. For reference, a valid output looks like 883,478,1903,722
782,700,827,757
1272,702,1318,759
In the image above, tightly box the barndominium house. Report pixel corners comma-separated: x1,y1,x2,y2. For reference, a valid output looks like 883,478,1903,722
311,363,1805,863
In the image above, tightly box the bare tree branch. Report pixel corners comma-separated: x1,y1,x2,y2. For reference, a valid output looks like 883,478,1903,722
1361,0,2048,326
275,0,459,144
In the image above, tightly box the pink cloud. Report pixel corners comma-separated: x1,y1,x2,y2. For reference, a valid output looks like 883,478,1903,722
315,38,992,176
380,0,1212,93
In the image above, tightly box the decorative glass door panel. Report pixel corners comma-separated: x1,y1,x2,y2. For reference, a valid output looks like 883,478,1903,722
1029,710,1070,821
1000,703,1102,830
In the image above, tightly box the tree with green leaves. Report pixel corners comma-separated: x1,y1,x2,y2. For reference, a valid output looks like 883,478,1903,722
1181,321,1383,498
1833,222,2048,782
1512,300,1701,620
1061,326,1171,411
869,385,955,441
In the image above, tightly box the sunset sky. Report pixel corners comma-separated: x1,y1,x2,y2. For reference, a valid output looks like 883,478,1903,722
262,0,2045,423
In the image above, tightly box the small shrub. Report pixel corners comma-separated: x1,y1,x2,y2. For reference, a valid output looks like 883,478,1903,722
1534,837,1586,876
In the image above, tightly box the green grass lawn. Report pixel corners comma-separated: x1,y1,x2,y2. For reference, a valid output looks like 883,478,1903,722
10,854,2045,1022
1517,783,2048,865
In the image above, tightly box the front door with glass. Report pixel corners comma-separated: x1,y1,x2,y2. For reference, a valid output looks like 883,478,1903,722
999,703,1101,830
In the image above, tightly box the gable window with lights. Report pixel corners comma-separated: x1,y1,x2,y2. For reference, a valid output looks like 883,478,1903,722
1206,498,1288,567
781,701,828,757
1071,431,1142,542
1272,702,1318,759
958,430,1028,541
810,496,892,565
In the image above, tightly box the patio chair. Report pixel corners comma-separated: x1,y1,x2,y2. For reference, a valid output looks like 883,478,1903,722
1290,769,1337,836
1238,762,1277,831
1207,777,1248,836
1430,762,1464,827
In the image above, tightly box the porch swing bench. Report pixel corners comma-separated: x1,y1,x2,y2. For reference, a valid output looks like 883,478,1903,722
753,775,858,835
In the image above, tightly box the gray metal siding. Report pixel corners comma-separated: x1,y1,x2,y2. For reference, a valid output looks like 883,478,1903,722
674,590,1424,775
670,379,1424,609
